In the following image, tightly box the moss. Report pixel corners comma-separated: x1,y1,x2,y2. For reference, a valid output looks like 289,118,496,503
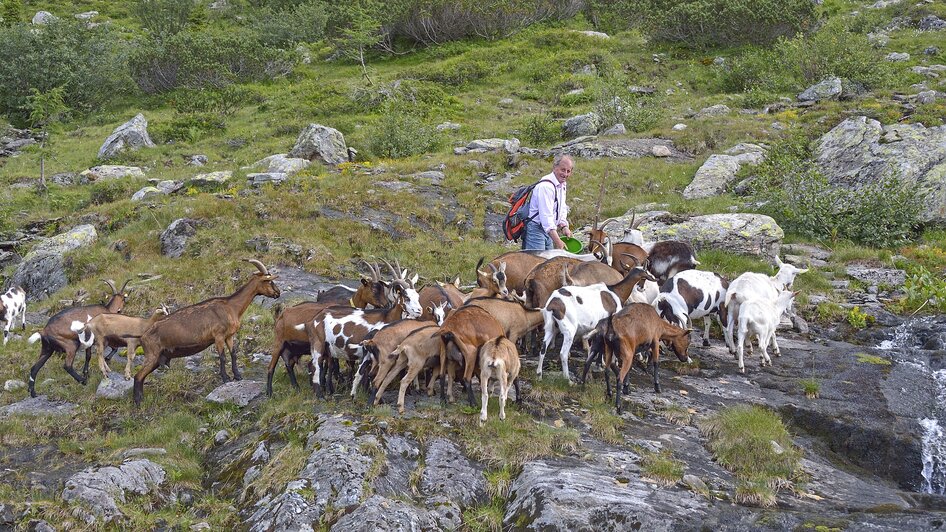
855,353,892,366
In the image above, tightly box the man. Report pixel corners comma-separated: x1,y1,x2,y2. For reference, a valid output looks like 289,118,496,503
522,155,572,250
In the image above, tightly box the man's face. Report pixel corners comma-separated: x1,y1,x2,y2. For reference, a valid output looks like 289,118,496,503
553,159,573,184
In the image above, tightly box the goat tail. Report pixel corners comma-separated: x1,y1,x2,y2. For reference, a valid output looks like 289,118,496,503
273,303,285,319
28,332,42,344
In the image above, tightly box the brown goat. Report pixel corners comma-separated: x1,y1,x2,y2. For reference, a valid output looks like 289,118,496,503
372,324,444,411
436,305,505,407
478,336,522,425
594,303,691,413
564,260,624,287
27,279,130,398
73,306,169,380
418,284,465,323
360,319,434,403
133,260,280,407
475,251,547,298
521,256,584,309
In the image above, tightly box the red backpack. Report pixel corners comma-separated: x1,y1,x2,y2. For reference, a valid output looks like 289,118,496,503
502,179,555,241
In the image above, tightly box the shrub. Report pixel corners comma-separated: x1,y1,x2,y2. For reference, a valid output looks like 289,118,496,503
367,100,440,158
799,378,820,399
132,0,195,41
904,265,946,312
0,20,130,123
741,86,778,109
593,74,664,133
522,114,561,145
153,113,225,143
404,55,494,86
129,28,296,93
846,306,873,329
253,0,329,48
588,0,816,49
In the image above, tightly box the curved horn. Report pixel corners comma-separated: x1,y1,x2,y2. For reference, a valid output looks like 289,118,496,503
488,262,498,273
475,257,485,271
620,253,642,267
381,258,403,280
119,278,132,294
598,218,619,232
362,259,379,281
245,259,270,276
101,279,118,294
631,211,643,229
628,209,637,229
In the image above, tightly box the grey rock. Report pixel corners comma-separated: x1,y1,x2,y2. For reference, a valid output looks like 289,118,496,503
32,11,56,24
288,124,348,165
912,64,946,77
694,104,730,118
886,52,910,62
505,458,709,530
75,11,98,20
682,474,707,493
781,243,832,261
12,225,97,300
247,172,289,187
155,180,183,195
420,438,486,508
410,171,445,185
550,137,690,161
96,372,134,399
245,154,311,175
190,171,232,186
98,114,155,160
683,144,765,200
206,380,263,407
869,0,901,7
916,90,938,104
867,32,889,47
61,459,165,522
0,503,13,524
924,46,939,56
160,218,199,258
187,154,209,166
798,77,842,102
331,495,439,531
574,30,610,39
629,85,656,95
601,123,626,136
49,172,77,186
436,121,461,131
791,314,810,334
919,15,946,31
465,138,520,154
4,379,26,392
498,97,514,107
131,186,163,202
846,265,906,287
562,112,601,138
814,116,946,222
651,145,672,157
29,520,55,532
79,165,146,181
672,123,687,131
119,448,167,460
214,430,231,445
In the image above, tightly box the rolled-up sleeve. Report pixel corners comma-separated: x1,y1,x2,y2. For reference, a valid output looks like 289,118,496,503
533,182,556,233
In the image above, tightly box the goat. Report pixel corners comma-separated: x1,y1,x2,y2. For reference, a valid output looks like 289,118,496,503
475,252,546,298
72,305,169,380
26,279,130,398
478,336,521,425
539,267,656,382
418,284,464,323
1,286,27,345
436,305,506,407
586,217,620,261
652,269,728,347
373,324,444,411
589,303,691,412
133,260,280,407
563,260,624,287
647,241,699,284
357,319,433,401
521,256,584,309
736,291,796,373
723,257,808,354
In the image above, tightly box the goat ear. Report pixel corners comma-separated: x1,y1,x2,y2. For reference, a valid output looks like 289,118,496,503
453,276,461,288
476,269,488,278
774,255,784,267
498,261,506,273
410,273,419,286
361,278,370,286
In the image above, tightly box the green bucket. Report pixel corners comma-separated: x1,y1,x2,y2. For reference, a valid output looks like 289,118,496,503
561,236,583,254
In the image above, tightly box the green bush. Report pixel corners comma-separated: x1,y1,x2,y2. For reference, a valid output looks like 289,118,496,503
593,73,664,132
523,114,562,145
588,0,816,49
153,113,225,143
129,28,296,93
904,265,946,312
253,0,329,48
367,100,441,158
0,20,130,124
169,86,256,116
404,55,494,86
741,86,778,109
132,0,195,41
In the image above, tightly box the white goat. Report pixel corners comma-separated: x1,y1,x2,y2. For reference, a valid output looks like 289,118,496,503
723,257,808,354
479,336,521,425
736,291,796,373
652,269,728,347
0,286,27,345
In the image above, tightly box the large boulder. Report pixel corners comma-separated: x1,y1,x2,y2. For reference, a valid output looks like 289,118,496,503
549,137,691,161
97,114,155,160
79,165,146,181
457,138,520,155
798,77,842,102
11,224,97,300
683,143,766,199
288,124,348,165
562,112,601,138
61,459,166,523
32,11,57,24
640,213,783,259
245,154,311,175
206,380,263,407
814,116,946,222
160,218,199,258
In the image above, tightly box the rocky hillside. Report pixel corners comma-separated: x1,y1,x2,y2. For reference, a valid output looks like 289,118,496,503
1,0,946,530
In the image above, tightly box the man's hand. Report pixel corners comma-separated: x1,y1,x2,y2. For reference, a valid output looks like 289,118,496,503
561,226,572,237
550,231,565,249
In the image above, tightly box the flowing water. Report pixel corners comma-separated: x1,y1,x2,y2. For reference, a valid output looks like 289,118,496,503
879,316,946,494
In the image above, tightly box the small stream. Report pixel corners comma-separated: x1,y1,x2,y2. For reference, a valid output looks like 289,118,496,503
878,316,946,494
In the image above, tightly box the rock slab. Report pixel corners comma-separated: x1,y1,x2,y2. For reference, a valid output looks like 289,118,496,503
96,372,134,399
61,459,166,522
98,114,155,160
683,143,766,199
0,395,77,417
206,380,263,407
12,224,97,300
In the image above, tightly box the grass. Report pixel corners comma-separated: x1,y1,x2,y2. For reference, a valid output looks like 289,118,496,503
640,450,685,487
799,378,820,399
658,403,694,426
700,405,800,507
457,408,580,468
855,353,892,366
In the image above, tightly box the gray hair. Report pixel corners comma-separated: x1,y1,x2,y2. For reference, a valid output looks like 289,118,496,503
552,154,573,169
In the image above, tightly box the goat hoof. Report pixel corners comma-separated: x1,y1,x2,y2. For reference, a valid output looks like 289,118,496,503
702,340,710,347
234,374,243,381
739,368,746,374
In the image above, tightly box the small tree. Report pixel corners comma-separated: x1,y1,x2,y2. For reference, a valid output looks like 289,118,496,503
332,1,385,85
24,87,68,189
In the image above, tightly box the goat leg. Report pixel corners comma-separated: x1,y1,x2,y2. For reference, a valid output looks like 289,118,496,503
28,342,54,398
286,356,300,389
513,377,522,405
62,346,87,385
227,336,242,381
215,340,231,383
133,356,160,408
651,342,661,394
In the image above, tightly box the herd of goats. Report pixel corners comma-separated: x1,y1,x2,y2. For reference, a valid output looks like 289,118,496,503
0,218,808,420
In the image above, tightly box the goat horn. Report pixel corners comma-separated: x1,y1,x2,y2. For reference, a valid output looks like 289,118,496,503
362,259,378,281
395,258,405,281
101,279,118,294
381,258,402,280
598,218,619,232
488,262,497,273
629,209,637,229
245,259,270,276
631,210,644,229
119,278,132,294
620,253,641,267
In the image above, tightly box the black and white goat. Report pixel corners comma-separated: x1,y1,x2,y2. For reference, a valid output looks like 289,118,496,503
652,270,728,347
723,256,808,355
1,286,26,345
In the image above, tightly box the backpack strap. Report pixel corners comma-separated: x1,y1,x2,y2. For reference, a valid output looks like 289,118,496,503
527,179,558,223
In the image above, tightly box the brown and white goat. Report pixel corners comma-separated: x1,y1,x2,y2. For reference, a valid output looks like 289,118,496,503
265,261,392,397
26,279,130,397
436,305,506,407
475,251,546,298
590,303,691,412
478,336,522,425
72,305,169,380
358,319,433,402
418,284,464,324
133,260,280,407
374,324,448,411
647,241,699,284
1,286,27,346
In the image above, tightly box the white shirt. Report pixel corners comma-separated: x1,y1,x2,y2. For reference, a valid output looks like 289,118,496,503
527,173,568,233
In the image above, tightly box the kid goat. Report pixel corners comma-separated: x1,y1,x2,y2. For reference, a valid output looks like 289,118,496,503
1,286,26,345
133,260,280,407
735,290,796,373
478,336,521,425
72,305,169,380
